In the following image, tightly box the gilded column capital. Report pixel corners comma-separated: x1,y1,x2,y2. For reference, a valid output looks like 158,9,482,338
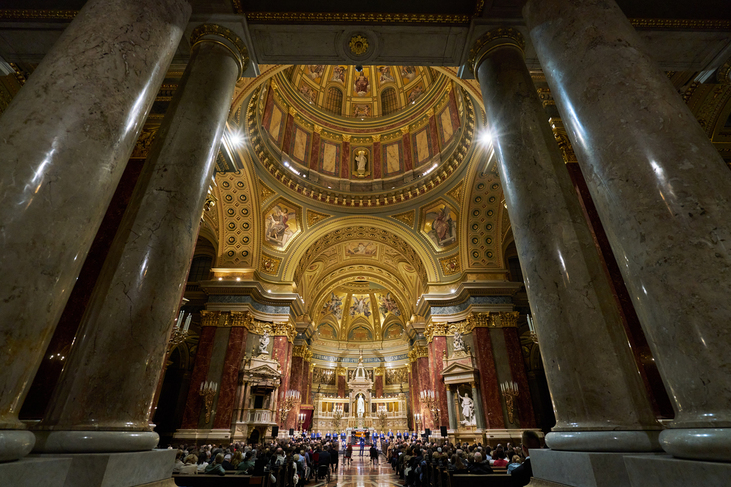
498,311,519,328
467,312,495,329
230,311,253,328
374,365,385,376
200,310,221,327
190,24,249,77
336,364,347,376
408,344,430,362
293,343,312,361
549,118,578,163
424,322,449,343
468,27,525,76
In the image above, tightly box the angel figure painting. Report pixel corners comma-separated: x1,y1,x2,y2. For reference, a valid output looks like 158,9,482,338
346,241,377,257
350,295,372,318
322,292,344,320
378,293,401,316
378,66,394,84
265,204,297,248
424,204,457,249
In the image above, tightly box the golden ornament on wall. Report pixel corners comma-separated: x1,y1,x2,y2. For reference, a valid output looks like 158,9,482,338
349,35,369,55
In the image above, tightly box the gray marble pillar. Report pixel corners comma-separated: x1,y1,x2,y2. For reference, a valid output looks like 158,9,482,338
0,0,190,463
470,28,661,452
446,387,457,430
524,0,731,462
471,383,485,429
33,25,248,453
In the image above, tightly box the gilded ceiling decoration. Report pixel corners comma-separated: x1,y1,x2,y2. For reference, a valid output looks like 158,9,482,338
306,209,331,227
216,170,257,268
464,161,504,269
420,199,459,253
390,210,415,228
262,197,302,251
258,179,275,202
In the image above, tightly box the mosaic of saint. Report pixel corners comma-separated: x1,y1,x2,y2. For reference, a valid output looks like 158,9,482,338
346,241,377,257
264,204,297,248
322,292,344,320
349,295,371,317
348,326,373,341
424,203,457,249
384,324,404,339
377,293,401,316
317,324,337,340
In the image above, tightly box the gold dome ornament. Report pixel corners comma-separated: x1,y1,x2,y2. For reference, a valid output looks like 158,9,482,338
349,35,369,55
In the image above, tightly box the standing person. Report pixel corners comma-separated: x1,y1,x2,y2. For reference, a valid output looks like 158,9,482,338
360,437,365,457
330,443,339,473
369,443,378,465
345,443,353,466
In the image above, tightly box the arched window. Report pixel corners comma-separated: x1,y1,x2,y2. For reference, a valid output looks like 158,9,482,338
381,87,398,116
188,255,212,282
324,86,343,115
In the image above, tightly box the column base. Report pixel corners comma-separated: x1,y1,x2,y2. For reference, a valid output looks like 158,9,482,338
0,429,36,462
0,450,174,487
659,428,731,462
531,449,665,487
546,430,662,452
33,430,159,453
625,453,731,487
172,428,231,442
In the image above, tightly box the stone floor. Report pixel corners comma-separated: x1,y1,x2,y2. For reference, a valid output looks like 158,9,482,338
322,454,402,487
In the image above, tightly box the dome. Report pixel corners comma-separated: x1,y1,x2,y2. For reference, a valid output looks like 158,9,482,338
245,64,477,208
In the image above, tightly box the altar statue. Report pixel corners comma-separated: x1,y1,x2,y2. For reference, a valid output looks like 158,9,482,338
457,391,476,425
453,331,465,352
259,331,270,355
357,395,365,418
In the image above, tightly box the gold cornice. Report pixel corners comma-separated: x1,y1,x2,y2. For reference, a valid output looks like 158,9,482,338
466,311,518,329
293,343,313,361
245,12,471,24
200,311,296,341
201,310,222,327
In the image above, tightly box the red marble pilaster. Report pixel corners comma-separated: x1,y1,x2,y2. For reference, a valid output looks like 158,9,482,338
409,361,420,429
565,163,673,419
261,88,275,133
304,361,312,404
472,327,505,429
448,88,461,132
337,375,346,398
290,355,305,394
341,140,350,178
180,325,217,428
213,327,248,429
373,141,382,179
375,374,384,398
429,337,449,428
273,336,293,426
417,355,434,429
402,133,413,171
502,327,536,428
281,112,294,152
309,131,321,170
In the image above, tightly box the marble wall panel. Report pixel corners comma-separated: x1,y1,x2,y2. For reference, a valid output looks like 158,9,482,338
213,327,248,429
341,141,350,178
402,134,413,172
320,141,339,176
416,356,432,429
414,129,430,165
180,326,216,429
430,337,449,428
472,327,505,429
202,327,231,429
337,375,346,398
281,113,294,153
375,375,384,398
429,115,440,155
373,141,382,179
291,127,309,164
309,131,320,170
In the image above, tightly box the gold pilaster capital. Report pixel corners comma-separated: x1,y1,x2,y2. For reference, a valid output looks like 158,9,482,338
424,322,449,343
293,343,313,361
408,344,430,362
200,310,221,327
468,27,525,76
191,24,249,77
498,311,519,328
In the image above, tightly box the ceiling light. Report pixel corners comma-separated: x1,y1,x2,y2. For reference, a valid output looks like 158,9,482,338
229,131,245,146
218,277,223,281
479,130,492,145
236,277,241,281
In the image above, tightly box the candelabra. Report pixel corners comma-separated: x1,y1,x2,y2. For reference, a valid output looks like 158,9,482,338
280,389,301,427
527,314,539,344
332,404,343,431
199,381,217,423
420,390,440,427
298,413,306,432
168,310,192,356
377,405,388,430
500,381,519,424
414,413,422,434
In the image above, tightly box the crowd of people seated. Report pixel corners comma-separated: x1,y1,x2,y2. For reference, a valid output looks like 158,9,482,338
169,430,541,487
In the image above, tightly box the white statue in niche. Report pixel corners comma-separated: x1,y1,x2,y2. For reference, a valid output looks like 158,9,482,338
357,395,365,417
355,150,368,175
457,390,476,426
453,331,465,352
259,331,270,355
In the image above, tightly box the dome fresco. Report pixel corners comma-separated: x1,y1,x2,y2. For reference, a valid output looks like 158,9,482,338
290,65,436,119
315,282,405,343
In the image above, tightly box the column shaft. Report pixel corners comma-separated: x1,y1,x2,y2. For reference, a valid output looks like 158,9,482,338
429,337,449,428
472,327,505,429
33,27,246,453
446,387,457,430
502,326,537,428
0,0,189,462
524,0,731,461
472,28,660,451
471,384,486,429
180,325,217,429
213,327,248,429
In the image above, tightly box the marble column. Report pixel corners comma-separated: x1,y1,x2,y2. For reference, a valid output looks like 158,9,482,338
471,28,661,451
446,387,457,430
471,327,505,429
416,356,432,429
524,0,731,461
502,319,537,428
0,0,190,462
337,374,346,398
429,337,449,428
375,372,384,398
471,383,485,429
213,325,248,429
33,25,248,453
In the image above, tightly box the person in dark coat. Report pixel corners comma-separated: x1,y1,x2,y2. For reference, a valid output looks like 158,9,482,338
511,431,541,487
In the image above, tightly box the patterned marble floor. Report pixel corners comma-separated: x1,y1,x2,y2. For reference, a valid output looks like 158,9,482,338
319,454,402,487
